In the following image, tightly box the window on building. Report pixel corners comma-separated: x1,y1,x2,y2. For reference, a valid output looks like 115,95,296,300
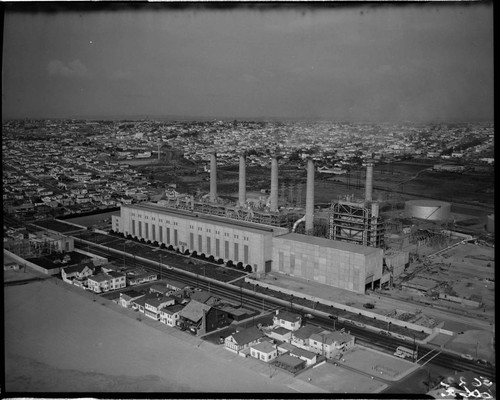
138,221,142,237
190,233,194,249
206,237,211,254
152,225,156,241
159,226,163,243
290,254,295,274
166,227,170,244
234,243,239,261
224,241,229,259
279,251,284,272
244,245,249,264
174,229,178,246
132,220,135,236
198,234,202,252
144,222,149,239
216,238,220,257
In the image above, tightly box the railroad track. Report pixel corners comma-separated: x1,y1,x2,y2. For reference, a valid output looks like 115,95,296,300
75,241,495,380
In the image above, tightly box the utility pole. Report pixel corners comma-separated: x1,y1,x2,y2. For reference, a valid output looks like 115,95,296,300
159,254,162,280
240,285,243,307
123,241,126,269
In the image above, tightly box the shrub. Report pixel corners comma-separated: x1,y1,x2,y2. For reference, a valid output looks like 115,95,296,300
217,258,224,265
160,243,166,249
127,234,133,240
236,262,244,270
245,265,252,273
184,250,190,255
226,260,234,268
147,240,152,245
191,251,198,258
140,238,146,243
208,255,215,263
200,253,206,260
168,245,174,251
153,241,159,247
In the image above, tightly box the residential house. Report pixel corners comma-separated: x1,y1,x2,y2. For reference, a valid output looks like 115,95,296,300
189,290,219,306
291,325,323,350
273,310,302,332
126,267,158,286
87,271,126,293
277,342,296,355
309,330,355,359
290,347,318,367
160,303,185,327
177,299,212,335
144,295,176,321
61,262,95,283
273,354,306,375
224,326,264,355
266,326,293,344
119,290,145,308
250,340,278,363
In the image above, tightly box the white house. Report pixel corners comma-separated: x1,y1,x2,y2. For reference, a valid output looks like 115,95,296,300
272,310,302,332
159,304,185,327
250,340,278,363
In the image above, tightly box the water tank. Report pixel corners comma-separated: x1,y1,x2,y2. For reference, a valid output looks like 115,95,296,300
404,200,451,221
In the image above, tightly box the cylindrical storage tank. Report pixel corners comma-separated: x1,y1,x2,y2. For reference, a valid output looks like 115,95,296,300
486,214,494,233
404,200,451,221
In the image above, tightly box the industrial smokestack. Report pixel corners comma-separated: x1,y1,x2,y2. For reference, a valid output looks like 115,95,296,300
270,157,279,212
305,159,315,233
210,152,217,203
239,153,246,207
365,162,373,203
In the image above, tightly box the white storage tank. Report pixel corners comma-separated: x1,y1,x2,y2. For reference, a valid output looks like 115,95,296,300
404,199,451,221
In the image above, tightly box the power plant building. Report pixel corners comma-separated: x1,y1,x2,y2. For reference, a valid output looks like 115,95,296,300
112,154,386,294
273,233,383,293
113,203,288,274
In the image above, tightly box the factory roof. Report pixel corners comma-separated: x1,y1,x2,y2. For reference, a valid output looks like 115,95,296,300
275,232,383,256
124,203,285,234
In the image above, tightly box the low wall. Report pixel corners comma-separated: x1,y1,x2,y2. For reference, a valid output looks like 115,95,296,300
3,249,60,275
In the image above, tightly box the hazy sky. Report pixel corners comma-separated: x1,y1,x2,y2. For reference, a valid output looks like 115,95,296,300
2,3,494,122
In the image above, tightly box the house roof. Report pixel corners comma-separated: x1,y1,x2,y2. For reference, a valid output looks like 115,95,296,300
88,272,109,283
275,353,306,368
291,347,317,360
275,311,301,323
145,295,175,308
160,304,185,315
120,290,144,301
292,325,323,340
251,340,276,354
107,270,125,278
178,300,211,323
272,327,292,336
62,262,93,274
190,290,215,304
277,342,296,353
231,326,264,345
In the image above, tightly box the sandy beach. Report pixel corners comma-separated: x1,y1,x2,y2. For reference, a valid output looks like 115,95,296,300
4,277,296,393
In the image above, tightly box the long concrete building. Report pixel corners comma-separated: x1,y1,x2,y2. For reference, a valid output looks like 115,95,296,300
112,202,384,293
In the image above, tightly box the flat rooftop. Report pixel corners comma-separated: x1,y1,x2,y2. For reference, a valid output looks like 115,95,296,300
275,232,383,256
124,202,285,234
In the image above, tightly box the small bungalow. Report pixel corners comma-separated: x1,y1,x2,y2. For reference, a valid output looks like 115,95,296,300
273,353,306,375
309,330,355,359
266,326,293,343
61,262,95,283
290,347,318,367
291,325,324,350
250,340,278,363
224,326,264,355
119,290,145,308
273,310,302,332
177,299,212,335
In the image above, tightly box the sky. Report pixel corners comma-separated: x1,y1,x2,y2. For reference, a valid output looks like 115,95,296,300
2,3,494,123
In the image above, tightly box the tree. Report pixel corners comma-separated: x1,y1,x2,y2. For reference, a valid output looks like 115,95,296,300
184,249,190,255
217,258,224,265
191,251,198,258
168,245,174,251
226,260,234,268
245,265,252,273
200,253,206,260
208,255,215,263
160,243,166,249
153,241,159,247
236,261,244,270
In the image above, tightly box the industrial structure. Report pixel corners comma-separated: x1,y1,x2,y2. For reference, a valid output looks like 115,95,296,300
404,199,451,221
112,154,392,293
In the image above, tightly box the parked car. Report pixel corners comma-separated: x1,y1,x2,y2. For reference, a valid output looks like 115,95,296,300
476,359,490,366
363,303,375,309
304,313,314,319
461,354,473,361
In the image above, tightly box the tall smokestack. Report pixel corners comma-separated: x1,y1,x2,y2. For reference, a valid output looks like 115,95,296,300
239,153,246,207
305,159,315,233
270,157,279,212
210,152,217,203
365,162,373,203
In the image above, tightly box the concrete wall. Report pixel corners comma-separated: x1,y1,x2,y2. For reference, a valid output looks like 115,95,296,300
272,236,383,294
117,205,287,273
3,249,60,275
